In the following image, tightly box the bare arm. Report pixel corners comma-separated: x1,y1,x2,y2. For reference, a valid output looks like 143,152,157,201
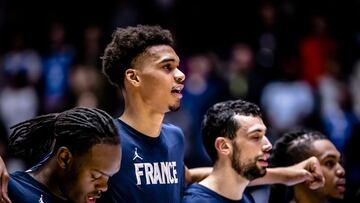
0,156,11,203
249,156,324,189
185,166,212,184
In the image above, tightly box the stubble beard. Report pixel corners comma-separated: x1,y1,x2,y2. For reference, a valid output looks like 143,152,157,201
231,144,267,181
169,101,181,112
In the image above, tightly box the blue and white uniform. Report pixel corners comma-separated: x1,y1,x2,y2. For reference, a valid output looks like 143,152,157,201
9,171,70,203
99,119,186,203
182,183,255,203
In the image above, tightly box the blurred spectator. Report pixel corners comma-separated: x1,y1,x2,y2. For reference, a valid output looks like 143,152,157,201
0,71,35,173
350,60,360,120
82,24,103,67
73,24,121,114
0,31,40,134
299,15,337,87
319,62,358,152
0,72,38,136
261,56,314,139
69,64,102,108
225,43,253,99
256,1,277,69
2,32,42,85
41,22,75,113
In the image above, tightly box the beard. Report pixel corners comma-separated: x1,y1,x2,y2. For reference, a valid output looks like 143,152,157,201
60,163,79,202
231,144,267,180
169,101,181,112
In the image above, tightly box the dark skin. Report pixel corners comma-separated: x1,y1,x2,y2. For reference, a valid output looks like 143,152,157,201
0,156,10,203
29,144,121,203
293,140,345,203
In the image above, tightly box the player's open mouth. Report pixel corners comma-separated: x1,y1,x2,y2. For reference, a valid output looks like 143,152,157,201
86,196,96,203
257,154,270,167
336,179,346,193
257,159,269,167
171,85,184,98
86,192,101,203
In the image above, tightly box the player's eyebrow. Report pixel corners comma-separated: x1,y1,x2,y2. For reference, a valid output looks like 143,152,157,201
158,58,177,64
247,125,266,134
92,169,111,177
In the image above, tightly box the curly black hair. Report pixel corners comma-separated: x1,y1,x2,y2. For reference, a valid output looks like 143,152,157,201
101,25,174,88
9,107,120,164
201,99,262,163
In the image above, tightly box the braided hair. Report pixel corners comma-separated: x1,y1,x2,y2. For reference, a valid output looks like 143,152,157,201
9,107,120,164
270,129,327,167
269,129,327,203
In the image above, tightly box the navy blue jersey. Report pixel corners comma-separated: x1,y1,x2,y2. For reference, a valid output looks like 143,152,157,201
9,171,70,203
182,183,255,203
99,119,186,203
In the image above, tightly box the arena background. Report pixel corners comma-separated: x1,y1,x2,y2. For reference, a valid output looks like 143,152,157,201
0,0,359,201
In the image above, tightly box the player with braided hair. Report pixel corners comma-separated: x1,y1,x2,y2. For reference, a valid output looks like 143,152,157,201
7,107,122,203
269,129,346,203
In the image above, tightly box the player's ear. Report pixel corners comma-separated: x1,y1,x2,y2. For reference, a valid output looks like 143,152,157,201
125,68,140,87
56,147,73,169
215,137,232,156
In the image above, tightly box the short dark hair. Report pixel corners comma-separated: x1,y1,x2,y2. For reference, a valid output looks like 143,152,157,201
101,24,174,88
9,107,120,164
201,100,262,163
270,129,327,167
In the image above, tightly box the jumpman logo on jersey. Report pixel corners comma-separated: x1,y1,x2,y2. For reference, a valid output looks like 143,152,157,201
133,147,143,161
39,194,44,203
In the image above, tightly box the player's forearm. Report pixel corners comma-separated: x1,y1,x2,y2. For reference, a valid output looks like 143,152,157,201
249,157,323,187
248,168,285,186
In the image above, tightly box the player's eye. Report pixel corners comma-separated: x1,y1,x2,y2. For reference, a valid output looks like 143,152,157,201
91,173,102,180
324,160,336,169
163,64,173,71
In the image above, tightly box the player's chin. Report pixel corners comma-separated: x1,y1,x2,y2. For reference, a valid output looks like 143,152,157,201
169,103,181,112
256,165,267,177
332,190,345,200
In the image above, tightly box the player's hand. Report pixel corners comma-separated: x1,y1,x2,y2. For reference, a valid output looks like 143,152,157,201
281,156,324,189
0,157,11,203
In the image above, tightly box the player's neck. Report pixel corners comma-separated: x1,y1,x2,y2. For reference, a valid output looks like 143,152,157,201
199,160,249,200
120,106,164,138
28,158,67,200
293,185,328,203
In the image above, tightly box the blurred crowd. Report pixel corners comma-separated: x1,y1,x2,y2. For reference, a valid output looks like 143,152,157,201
0,0,359,201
